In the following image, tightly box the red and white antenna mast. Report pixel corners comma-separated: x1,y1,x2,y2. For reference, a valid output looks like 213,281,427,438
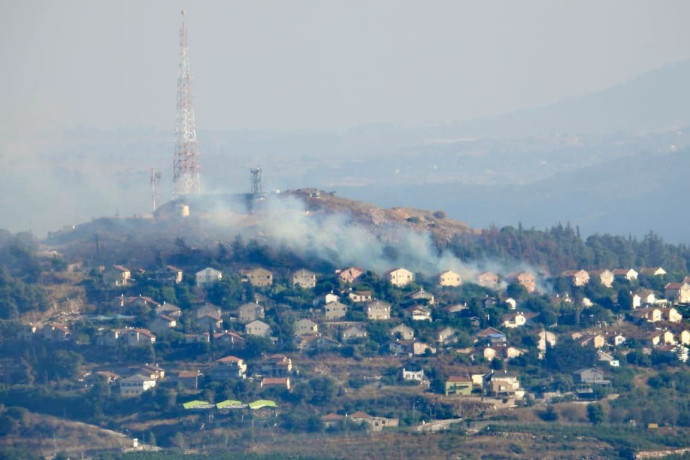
172,10,201,198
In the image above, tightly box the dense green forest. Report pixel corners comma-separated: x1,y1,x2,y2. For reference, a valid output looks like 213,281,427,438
449,225,690,274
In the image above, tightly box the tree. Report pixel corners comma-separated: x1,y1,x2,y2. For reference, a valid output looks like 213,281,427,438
540,405,558,422
587,403,605,425
545,337,596,373
617,288,633,312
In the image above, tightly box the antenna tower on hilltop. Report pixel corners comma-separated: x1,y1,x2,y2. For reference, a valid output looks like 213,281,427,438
250,167,263,196
172,10,201,198
150,168,162,212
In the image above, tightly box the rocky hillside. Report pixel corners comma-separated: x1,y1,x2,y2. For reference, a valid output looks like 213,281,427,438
288,188,477,244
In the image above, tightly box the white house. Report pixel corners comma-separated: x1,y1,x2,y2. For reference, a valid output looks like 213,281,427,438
324,301,348,320
246,320,272,338
120,374,156,396
196,267,222,287
391,324,415,341
402,368,425,382
438,270,462,287
502,312,528,329
294,319,318,336
386,268,414,287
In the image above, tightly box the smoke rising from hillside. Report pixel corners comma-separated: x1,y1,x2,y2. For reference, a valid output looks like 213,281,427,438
210,194,544,289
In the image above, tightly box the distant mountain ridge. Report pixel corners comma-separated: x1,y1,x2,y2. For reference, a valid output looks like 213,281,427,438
337,147,690,244
450,60,690,138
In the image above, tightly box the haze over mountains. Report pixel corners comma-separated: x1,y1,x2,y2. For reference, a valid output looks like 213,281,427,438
449,59,690,137
2,60,689,243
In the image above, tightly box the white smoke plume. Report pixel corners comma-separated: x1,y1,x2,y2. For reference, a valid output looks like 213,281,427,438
205,193,547,290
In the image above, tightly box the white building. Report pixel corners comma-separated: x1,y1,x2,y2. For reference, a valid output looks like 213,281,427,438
120,374,156,397
196,267,222,287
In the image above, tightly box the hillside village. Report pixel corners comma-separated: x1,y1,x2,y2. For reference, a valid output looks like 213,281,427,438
3,212,690,458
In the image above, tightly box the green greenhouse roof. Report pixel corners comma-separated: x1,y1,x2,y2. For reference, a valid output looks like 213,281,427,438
249,399,278,410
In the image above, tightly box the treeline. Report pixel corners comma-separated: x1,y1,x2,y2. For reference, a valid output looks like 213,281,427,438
0,230,50,319
448,224,690,274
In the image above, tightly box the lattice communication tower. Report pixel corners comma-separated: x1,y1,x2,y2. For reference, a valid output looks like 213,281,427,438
172,10,201,197
150,168,162,212
250,167,263,196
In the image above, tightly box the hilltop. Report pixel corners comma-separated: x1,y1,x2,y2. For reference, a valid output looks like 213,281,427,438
286,188,477,243
44,189,477,268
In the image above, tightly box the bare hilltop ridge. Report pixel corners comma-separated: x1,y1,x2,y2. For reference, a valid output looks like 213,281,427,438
45,188,477,266
287,188,477,240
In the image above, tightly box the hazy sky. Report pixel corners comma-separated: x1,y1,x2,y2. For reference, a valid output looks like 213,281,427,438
1,1,689,237
1,0,689,135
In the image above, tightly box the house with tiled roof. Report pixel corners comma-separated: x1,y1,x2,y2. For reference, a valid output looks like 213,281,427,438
337,266,365,284
103,265,131,287
665,282,690,304
634,307,682,323
407,288,435,305
366,300,392,320
213,330,246,349
613,269,638,282
476,327,507,345
438,270,462,287
573,367,609,385
444,303,468,315
639,267,667,277
505,272,536,293
261,377,291,390
120,374,156,397
121,328,156,347
314,292,340,307
501,311,529,329
445,375,473,396
148,265,183,285
177,370,201,390
562,269,590,287
413,342,436,356
572,331,606,349
149,314,177,335
291,269,316,289
238,302,265,323
321,413,345,428
261,355,293,376
342,325,368,341
324,301,348,320
197,313,222,332
404,305,432,322
210,355,247,379
437,327,456,344
348,290,373,303
294,319,318,336
633,289,657,309
388,324,413,341
195,267,222,287
485,371,523,398
246,320,272,338
589,269,614,288
243,267,273,287
386,268,414,288
477,271,499,289
156,302,181,318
